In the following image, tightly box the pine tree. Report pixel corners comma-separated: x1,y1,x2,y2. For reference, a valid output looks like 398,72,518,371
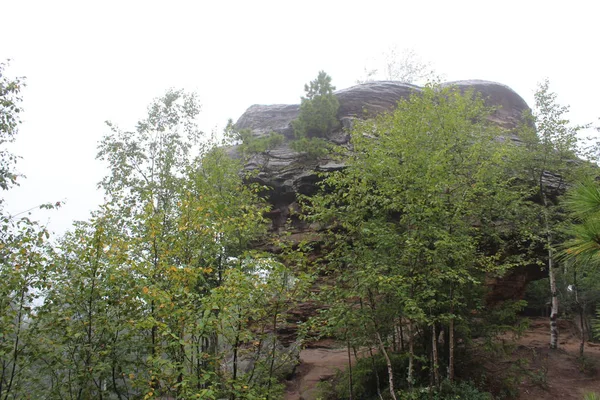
292,70,339,139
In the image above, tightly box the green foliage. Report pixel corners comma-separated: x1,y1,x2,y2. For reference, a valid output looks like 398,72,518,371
33,218,142,399
0,216,53,399
332,353,414,399
2,68,596,398
304,83,525,395
0,88,304,399
510,79,591,349
398,380,492,400
584,392,600,400
239,130,285,155
562,180,600,265
0,60,24,190
524,278,551,314
576,356,598,376
290,137,332,158
289,71,339,159
322,354,491,400
292,71,340,139
0,62,63,399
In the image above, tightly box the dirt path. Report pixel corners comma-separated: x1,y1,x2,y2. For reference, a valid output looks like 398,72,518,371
510,318,600,400
284,339,371,400
284,318,600,400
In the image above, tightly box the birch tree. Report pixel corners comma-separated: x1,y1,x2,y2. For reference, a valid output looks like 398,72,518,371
515,79,589,349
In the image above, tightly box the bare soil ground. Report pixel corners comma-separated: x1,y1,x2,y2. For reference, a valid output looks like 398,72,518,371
509,317,600,400
284,318,600,400
284,339,360,400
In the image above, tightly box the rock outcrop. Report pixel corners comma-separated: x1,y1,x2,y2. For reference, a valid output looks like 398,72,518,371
233,80,540,305
234,80,530,228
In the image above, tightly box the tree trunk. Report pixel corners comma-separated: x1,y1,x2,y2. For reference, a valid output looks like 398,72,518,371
574,268,584,356
375,331,398,400
266,300,280,400
548,251,559,349
346,334,354,400
232,319,242,384
542,192,559,349
399,322,405,352
369,347,384,400
407,319,414,390
367,289,397,400
448,287,455,382
431,324,440,388
3,287,26,400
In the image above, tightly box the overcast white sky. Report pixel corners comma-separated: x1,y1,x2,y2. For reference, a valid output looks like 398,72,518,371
1,0,599,234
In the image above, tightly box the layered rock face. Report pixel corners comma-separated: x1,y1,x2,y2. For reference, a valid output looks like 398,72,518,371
233,80,541,303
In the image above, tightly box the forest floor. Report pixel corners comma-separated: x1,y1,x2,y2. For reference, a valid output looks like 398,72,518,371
283,318,600,400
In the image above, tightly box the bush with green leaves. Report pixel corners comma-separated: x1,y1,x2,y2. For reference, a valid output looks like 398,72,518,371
290,136,332,159
321,353,492,400
232,125,284,155
397,381,492,400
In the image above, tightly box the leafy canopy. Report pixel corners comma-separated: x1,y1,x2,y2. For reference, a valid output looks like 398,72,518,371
304,84,522,394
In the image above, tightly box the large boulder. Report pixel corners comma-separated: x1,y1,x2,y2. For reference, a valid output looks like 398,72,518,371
443,80,530,130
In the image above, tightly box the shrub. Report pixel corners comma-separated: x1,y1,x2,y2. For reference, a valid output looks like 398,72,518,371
290,137,331,159
398,380,492,400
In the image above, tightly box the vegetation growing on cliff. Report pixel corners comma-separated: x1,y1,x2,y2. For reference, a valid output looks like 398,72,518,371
226,119,285,156
292,71,340,139
291,71,338,158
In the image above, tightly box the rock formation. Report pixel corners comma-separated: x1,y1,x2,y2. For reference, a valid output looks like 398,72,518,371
232,80,544,305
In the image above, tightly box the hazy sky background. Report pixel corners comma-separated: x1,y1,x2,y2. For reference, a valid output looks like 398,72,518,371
1,0,598,234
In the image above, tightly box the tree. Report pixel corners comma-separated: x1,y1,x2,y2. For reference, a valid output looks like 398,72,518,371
304,84,521,395
0,86,295,399
515,79,590,349
291,70,339,139
0,61,59,400
0,216,52,399
93,89,284,398
563,180,600,264
0,60,24,190
560,180,600,354
33,217,143,399
290,71,339,159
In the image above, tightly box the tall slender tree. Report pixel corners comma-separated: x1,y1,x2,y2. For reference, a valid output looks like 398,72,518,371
515,79,590,349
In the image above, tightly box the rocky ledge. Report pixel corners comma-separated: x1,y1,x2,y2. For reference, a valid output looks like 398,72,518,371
233,80,530,230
